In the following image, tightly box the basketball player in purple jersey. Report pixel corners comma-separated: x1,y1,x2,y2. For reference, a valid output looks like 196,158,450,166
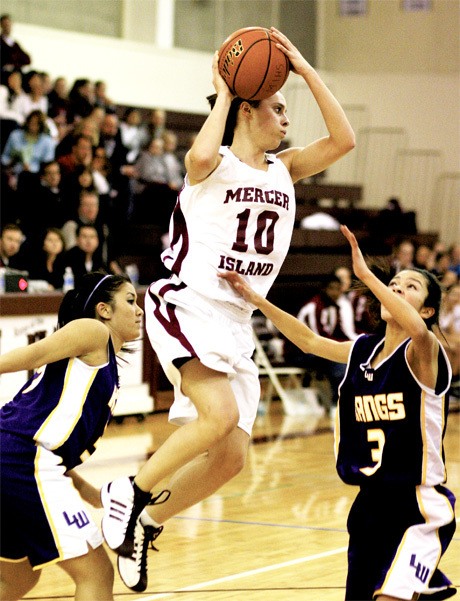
101,28,355,591
0,273,144,601
220,225,456,601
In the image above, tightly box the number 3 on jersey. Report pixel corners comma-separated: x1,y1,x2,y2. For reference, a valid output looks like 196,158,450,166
360,428,385,476
232,209,279,255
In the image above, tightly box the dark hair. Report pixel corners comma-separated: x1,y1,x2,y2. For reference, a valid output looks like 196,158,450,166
24,109,47,134
352,261,443,332
58,271,130,328
206,94,260,146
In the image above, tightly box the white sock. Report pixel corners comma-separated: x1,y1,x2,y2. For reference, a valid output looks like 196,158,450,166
140,509,162,529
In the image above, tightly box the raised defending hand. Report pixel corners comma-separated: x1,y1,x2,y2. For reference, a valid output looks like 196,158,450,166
340,225,372,283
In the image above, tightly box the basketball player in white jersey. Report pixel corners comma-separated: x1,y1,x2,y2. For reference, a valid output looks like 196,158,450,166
101,27,355,591
220,226,456,601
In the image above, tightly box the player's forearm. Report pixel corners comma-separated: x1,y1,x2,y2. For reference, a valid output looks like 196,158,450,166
301,67,355,151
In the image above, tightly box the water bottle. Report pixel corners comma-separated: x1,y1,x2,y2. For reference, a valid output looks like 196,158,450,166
125,264,139,288
0,267,5,294
63,267,74,292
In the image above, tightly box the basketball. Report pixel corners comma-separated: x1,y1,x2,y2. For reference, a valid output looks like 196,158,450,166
218,27,290,101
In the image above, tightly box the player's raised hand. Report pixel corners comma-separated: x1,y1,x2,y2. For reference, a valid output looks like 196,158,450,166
340,225,371,283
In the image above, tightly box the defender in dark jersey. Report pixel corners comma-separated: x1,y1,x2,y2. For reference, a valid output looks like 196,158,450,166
220,225,456,601
0,272,144,601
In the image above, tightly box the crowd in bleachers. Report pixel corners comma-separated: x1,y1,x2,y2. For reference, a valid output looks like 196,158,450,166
0,13,188,290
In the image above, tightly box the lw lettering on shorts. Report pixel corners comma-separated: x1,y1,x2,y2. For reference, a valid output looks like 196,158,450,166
410,554,430,584
63,510,90,529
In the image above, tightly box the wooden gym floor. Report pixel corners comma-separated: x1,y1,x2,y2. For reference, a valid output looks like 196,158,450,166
23,401,460,601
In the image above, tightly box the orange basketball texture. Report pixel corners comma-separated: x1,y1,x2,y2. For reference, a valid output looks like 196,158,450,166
218,27,290,100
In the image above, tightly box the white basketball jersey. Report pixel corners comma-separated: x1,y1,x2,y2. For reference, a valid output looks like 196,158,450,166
161,146,296,309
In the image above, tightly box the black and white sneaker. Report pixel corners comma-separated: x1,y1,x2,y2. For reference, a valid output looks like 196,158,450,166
101,476,155,557
117,516,164,592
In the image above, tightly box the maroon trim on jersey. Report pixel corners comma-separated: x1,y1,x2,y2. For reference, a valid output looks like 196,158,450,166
148,283,197,357
168,196,189,276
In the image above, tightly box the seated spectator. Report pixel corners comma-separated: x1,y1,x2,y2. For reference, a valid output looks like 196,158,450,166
448,243,460,279
27,227,66,290
0,222,27,270
47,76,72,139
11,70,48,124
55,115,100,159
291,274,354,410
414,243,435,271
61,188,106,252
1,109,55,176
162,129,184,190
18,160,68,243
4,69,23,107
132,137,177,227
0,14,31,83
68,78,95,121
431,251,452,281
141,108,166,145
334,265,359,341
98,112,134,229
61,164,110,217
390,239,415,273
0,83,22,152
94,80,116,113
57,133,93,179
120,107,149,164
63,224,107,286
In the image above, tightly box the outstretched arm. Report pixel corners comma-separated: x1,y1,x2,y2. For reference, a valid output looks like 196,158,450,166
271,28,355,183
218,271,352,363
341,225,439,385
0,319,108,374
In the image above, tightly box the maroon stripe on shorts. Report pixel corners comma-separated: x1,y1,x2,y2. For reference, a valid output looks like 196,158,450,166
148,283,196,357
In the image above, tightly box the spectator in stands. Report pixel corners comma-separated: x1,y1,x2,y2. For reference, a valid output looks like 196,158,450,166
18,160,68,244
0,80,22,152
162,129,184,190
98,112,134,230
27,227,66,290
4,68,23,107
448,243,460,279
120,107,149,164
414,243,435,271
63,224,107,286
431,251,452,282
390,239,415,273
132,137,177,228
57,133,93,179
55,115,100,159
68,78,95,121
47,76,72,138
295,274,353,411
61,188,106,252
61,165,102,217
94,80,116,113
141,107,166,144
11,70,49,123
1,109,55,176
0,223,26,269
91,146,113,197
335,265,359,341
438,283,460,403
0,14,31,83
